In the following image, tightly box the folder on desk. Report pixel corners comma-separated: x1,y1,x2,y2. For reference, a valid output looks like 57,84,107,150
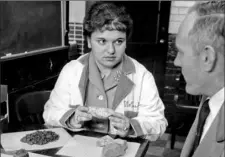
57,135,140,157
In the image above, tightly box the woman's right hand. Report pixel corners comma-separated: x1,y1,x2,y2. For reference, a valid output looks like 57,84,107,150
69,106,93,128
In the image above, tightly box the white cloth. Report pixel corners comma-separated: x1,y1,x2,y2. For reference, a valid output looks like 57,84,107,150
200,87,224,143
43,54,168,141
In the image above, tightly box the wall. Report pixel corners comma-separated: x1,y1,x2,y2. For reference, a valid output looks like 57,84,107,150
69,1,85,23
68,1,85,55
168,1,196,34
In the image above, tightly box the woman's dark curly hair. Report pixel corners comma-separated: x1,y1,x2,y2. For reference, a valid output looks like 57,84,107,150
83,2,133,39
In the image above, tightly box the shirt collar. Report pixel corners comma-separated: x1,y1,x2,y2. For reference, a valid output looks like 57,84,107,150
78,53,136,77
77,53,89,65
208,87,224,118
122,54,136,75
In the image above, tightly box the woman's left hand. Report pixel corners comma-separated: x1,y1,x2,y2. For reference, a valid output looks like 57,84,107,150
109,112,131,137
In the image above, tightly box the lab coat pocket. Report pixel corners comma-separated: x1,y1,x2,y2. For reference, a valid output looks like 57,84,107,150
124,101,139,119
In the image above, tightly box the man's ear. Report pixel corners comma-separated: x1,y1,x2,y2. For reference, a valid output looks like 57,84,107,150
87,37,91,49
201,45,216,72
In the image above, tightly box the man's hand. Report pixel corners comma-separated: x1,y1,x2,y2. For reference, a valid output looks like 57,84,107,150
109,112,131,137
69,106,92,128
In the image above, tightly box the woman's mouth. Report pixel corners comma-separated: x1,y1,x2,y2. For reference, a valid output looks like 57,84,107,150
104,57,116,61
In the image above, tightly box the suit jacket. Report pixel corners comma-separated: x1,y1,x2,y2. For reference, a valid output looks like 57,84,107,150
181,96,224,157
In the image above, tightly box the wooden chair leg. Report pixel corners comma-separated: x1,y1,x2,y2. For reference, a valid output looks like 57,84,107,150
170,115,177,149
171,129,176,149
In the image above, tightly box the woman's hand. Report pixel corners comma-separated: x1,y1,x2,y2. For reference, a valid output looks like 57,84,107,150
88,107,114,119
109,112,131,137
69,106,92,128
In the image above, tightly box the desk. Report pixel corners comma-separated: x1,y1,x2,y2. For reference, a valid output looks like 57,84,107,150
1,124,149,157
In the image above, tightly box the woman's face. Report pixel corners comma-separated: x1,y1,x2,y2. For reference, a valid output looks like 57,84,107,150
87,30,126,70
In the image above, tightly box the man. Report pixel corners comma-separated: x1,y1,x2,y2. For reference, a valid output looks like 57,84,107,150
174,1,224,157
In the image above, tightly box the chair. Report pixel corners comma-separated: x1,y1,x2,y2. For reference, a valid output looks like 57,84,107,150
1,85,9,133
170,75,201,149
15,90,51,126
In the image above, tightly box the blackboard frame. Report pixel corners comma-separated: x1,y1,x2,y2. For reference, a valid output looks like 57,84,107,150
0,1,68,61
0,46,69,62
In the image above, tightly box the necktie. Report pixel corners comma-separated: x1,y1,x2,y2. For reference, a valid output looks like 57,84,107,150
191,99,210,155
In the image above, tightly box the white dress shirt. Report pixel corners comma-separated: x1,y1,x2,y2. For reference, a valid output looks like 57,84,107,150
200,87,224,143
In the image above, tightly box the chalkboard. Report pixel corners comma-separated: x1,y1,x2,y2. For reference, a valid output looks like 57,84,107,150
0,2,62,58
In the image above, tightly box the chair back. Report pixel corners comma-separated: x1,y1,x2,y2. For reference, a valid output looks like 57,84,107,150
15,90,51,125
1,85,9,133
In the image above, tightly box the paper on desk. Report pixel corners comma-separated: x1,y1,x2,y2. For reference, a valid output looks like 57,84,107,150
57,135,140,157
1,128,72,151
1,152,51,157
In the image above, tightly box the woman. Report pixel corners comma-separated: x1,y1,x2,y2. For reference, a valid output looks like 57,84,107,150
43,2,167,141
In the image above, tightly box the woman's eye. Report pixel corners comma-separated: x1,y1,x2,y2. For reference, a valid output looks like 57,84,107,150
115,40,124,45
98,39,106,45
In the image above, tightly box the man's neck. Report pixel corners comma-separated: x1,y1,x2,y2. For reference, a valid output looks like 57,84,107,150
203,76,224,98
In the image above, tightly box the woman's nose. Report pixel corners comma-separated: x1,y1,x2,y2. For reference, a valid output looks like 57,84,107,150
107,43,115,54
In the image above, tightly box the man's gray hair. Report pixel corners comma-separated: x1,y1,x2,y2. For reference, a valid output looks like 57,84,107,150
188,1,224,55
